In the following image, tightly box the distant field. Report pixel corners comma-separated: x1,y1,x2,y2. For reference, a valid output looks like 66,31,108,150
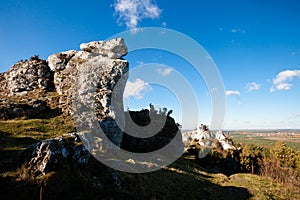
229,130,300,151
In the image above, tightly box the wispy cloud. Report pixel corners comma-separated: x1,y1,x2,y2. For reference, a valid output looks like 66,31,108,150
289,113,300,120
124,78,152,99
113,0,162,31
231,28,246,34
246,82,261,92
291,49,300,56
270,69,300,92
225,90,240,96
136,60,144,65
156,67,173,76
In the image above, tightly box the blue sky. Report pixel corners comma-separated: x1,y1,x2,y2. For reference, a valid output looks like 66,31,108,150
1,0,300,129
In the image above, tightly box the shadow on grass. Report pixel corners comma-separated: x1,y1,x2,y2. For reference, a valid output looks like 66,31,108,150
118,169,252,200
0,131,39,172
0,131,39,150
0,148,253,200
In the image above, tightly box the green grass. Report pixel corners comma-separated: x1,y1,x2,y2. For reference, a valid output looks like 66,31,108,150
0,116,75,151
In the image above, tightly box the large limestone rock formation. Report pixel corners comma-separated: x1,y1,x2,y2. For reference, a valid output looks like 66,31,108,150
47,38,128,147
47,38,128,117
0,38,128,123
0,38,183,172
0,38,128,150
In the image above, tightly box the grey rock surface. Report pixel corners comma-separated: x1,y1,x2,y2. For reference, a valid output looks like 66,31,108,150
6,56,52,93
0,38,128,131
80,38,127,59
27,133,90,176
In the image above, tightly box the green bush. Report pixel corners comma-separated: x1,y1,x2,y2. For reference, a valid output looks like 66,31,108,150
238,144,266,174
260,142,300,185
195,141,300,186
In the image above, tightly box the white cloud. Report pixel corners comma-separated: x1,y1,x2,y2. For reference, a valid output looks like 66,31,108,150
270,69,300,92
156,67,173,76
225,90,240,96
124,78,152,99
246,82,261,92
113,0,162,30
231,28,246,34
136,60,144,65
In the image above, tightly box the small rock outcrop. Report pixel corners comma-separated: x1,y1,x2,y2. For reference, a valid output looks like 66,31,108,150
121,109,181,153
183,124,236,152
0,55,58,119
26,133,90,176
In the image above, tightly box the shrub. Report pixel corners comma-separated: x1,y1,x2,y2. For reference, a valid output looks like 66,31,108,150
260,142,300,186
238,144,266,174
194,140,300,185
269,142,297,168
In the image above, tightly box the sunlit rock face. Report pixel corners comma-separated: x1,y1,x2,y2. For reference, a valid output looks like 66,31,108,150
0,56,58,119
48,38,128,148
5,56,52,93
47,38,128,119
79,38,127,59
183,124,236,151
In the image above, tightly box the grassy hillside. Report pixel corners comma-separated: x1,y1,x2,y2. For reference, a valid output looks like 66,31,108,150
0,117,300,199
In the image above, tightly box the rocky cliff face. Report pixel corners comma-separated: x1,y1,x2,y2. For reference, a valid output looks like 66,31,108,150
0,38,128,123
47,38,128,119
